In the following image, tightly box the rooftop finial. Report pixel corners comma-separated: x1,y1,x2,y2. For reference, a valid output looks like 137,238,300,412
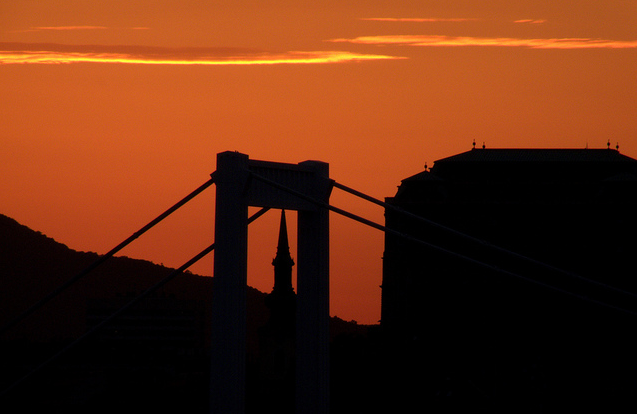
482,142,486,149
607,139,611,149
472,139,476,150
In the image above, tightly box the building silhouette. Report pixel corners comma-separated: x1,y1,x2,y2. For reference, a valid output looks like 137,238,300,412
381,147,637,412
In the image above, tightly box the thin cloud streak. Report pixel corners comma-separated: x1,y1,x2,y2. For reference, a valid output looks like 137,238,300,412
514,19,547,24
32,26,109,31
330,35,637,49
9,26,117,33
0,42,403,65
361,17,545,25
361,18,478,23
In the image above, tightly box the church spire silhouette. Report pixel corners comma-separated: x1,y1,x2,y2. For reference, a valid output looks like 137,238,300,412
263,210,296,331
271,209,295,296
256,210,297,414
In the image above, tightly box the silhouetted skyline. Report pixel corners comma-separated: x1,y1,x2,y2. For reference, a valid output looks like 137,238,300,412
3,145,637,412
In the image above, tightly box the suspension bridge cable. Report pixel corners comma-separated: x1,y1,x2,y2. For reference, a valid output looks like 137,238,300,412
249,171,637,318
332,180,637,302
0,174,217,336
0,206,270,399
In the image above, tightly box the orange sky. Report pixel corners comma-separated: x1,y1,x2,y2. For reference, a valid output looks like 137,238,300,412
1,1,636,324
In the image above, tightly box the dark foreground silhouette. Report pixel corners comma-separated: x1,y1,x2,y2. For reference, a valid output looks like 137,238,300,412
381,148,637,413
0,214,372,414
5,145,637,413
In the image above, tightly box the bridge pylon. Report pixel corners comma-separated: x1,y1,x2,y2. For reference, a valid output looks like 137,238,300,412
210,151,331,414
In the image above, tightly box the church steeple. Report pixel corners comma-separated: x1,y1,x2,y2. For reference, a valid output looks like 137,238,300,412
271,209,294,295
257,210,297,414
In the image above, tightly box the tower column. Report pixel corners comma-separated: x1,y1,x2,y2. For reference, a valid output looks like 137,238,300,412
210,151,250,414
296,161,330,414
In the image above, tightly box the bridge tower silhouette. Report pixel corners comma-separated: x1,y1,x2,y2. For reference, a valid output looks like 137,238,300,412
211,151,331,414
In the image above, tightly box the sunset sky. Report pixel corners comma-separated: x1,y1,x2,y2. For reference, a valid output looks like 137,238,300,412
2,1,636,324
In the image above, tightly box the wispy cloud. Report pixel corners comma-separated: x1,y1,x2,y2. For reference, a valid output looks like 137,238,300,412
329,35,637,49
361,17,546,25
514,19,547,25
360,18,478,23
0,42,403,65
9,26,150,33
30,26,109,31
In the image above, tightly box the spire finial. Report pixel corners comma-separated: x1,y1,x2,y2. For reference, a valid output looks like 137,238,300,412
277,209,290,253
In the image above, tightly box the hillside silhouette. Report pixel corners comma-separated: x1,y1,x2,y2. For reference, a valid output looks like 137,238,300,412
0,213,271,347
0,213,372,413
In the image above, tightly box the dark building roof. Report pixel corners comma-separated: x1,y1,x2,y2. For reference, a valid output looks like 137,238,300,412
434,148,633,164
400,148,637,187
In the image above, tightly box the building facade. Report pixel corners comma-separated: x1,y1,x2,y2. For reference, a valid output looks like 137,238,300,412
381,148,637,411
